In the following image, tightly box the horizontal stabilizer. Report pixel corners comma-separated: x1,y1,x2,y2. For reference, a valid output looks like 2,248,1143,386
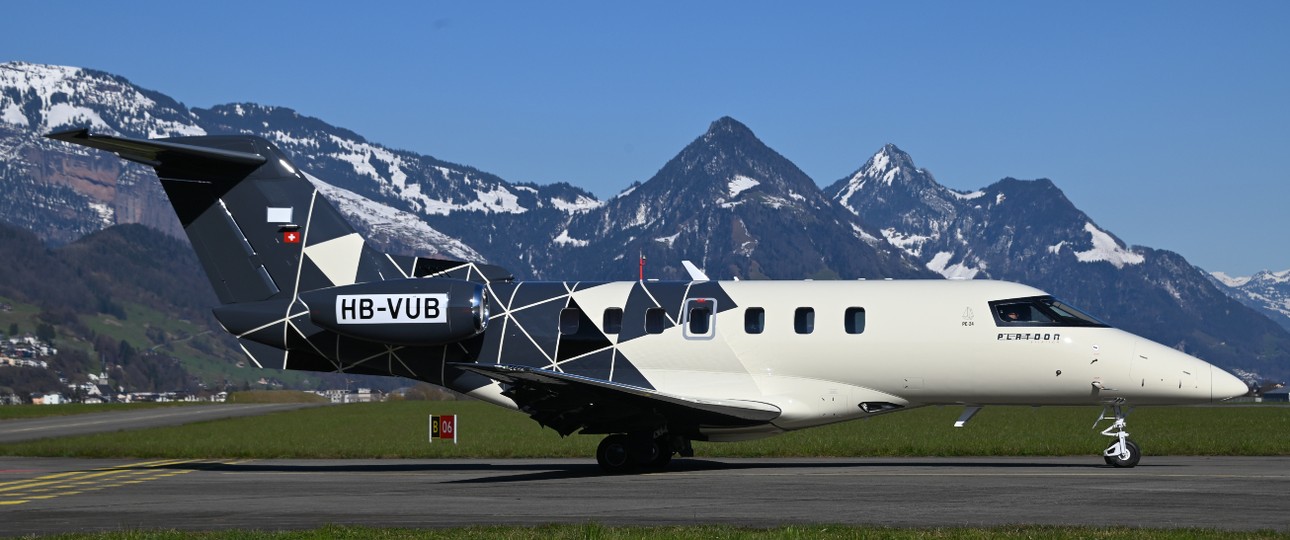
46,129,267,169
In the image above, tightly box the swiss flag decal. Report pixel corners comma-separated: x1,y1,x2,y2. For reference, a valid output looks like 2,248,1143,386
283,231,301,244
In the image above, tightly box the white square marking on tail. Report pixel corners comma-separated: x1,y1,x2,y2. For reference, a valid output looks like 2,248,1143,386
267,207,294,223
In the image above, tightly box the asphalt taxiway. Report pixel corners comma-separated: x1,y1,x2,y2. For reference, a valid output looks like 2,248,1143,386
1,456,1287,535
0,403,325,444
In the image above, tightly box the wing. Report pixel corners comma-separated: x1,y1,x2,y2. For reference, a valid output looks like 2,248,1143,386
451,363,780,437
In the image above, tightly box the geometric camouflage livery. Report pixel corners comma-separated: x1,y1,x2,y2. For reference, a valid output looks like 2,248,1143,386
47,129,753,437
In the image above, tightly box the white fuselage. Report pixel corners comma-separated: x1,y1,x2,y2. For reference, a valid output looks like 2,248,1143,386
468,279,1248,441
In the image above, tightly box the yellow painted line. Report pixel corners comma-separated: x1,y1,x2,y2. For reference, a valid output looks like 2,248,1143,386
0,470,86,487
0,459,215,506
0,458,203,494
0,469,137,493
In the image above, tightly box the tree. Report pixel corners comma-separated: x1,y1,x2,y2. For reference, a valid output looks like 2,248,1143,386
7,322,16,336
35,322,56,343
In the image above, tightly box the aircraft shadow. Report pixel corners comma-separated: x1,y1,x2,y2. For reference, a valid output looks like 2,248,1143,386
154,457,1131,484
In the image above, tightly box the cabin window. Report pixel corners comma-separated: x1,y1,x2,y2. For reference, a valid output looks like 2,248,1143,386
645,307,667,334
603,308,623,334
795,307,815,334
745,308,765,334
559,308,581,335
688,308,711,334
684,298,716,339
845,307,866,334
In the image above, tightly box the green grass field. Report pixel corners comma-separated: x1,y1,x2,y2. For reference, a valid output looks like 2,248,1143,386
1,401,1286,459
17,524,1290,540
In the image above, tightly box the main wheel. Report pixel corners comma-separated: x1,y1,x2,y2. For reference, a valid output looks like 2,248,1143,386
596,434,636,474
1104,439,1141,468
644,436,673,469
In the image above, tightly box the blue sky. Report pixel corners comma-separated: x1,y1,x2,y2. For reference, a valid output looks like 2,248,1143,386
5,2,1288,275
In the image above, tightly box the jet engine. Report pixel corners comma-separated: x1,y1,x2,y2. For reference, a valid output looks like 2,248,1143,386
300,278,488,346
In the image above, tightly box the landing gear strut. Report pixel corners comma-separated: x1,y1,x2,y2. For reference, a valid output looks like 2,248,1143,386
595,432,685,474
1094,402,1141,468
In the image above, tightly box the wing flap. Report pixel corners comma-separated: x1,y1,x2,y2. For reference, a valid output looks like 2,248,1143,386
452,363,780,435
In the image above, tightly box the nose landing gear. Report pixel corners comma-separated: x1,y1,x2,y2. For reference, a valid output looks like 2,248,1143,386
1094,402,1141,468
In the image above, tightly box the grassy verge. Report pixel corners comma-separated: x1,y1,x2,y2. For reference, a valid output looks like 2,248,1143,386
0,402,207,421
1,402,1286,459
18,524,1290,540
225,390,329,404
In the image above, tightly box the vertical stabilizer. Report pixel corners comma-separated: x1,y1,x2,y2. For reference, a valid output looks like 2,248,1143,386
46,129,401,304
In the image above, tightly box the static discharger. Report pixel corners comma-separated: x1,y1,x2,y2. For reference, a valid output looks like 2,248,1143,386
429,414,458,444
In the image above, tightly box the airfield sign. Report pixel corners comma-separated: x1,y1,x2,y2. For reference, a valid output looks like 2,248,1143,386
429,414,457,444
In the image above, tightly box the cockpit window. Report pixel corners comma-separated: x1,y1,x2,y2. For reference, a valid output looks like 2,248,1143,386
989,296,1109,328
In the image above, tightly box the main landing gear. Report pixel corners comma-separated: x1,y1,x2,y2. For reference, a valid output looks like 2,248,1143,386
595,432,690,474
1094,402,1141,468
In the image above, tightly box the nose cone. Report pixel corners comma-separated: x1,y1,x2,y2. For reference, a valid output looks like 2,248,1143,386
1210,365,1249,402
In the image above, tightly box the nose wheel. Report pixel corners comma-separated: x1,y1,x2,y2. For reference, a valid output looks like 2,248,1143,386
1094,403,1140,468
1104,439,1141,468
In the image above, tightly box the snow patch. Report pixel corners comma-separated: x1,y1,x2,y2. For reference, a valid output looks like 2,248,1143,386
553,229,589,247
1211,272,1252,288
995,193,1006,205
550,195,602,213
881,228,931,258
926,251,980,279
304,173,482,261
951,190,985,200
43,102,110,131
87,201,114,227
1047,241,1067,255
1,102,28,126
850,223,880,245
653,232,681,248
1073,222,1145,269
728,175,760,198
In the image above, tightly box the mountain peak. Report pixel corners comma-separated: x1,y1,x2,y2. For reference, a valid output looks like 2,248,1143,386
702,116,757,142
707,115,750,132
862,143,917,182
829,144,934,207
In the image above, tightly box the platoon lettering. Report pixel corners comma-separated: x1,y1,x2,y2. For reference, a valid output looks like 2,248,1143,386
997,333,1061,341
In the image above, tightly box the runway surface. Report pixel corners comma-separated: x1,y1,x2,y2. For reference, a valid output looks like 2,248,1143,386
0,403,325,444
1,456,1287,534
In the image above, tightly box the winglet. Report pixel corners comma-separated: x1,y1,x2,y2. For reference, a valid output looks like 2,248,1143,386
681,260,709,281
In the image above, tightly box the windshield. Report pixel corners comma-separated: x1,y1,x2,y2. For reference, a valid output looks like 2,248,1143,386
989,296,1109,328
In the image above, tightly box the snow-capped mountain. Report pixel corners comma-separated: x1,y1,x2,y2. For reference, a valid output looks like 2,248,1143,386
1209,269,1290,331
2,61,1287,379
0,62,193,244
829,145,1290,380
0,62,492,260
524,117,931,280
194,103,601,219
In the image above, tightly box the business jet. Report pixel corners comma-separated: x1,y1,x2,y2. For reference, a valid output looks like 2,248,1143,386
48,129,1250,473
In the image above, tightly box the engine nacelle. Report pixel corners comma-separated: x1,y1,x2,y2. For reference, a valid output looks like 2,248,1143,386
300,278,488,346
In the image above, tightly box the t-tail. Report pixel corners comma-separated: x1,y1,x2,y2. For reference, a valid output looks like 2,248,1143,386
47,129,507,382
